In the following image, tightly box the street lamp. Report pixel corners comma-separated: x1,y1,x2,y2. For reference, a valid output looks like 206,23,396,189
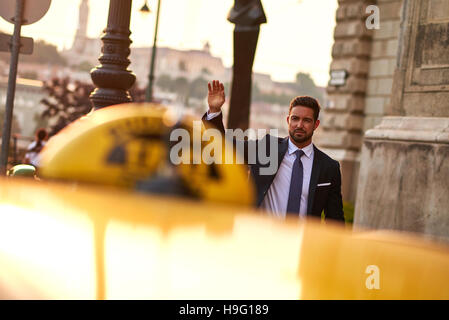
89,0,135,110
141,0,161,102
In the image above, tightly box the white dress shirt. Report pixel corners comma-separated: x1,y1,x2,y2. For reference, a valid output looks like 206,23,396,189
205,110,315,218
261,139,314,218
205,110,222,120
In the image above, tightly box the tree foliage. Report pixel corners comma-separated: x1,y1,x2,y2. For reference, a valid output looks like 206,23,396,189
201,67,211,76
76,61,94,72
40,78,145,137
294,72,324,103
189,77,208,99
156,74,208,102
40,78,94,136
251,82,292,106
251,72,324,106
173,77,189,99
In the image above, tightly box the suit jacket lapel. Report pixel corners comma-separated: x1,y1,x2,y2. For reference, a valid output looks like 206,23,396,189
307,145,322,215
256,136,289,207
278,137,289,169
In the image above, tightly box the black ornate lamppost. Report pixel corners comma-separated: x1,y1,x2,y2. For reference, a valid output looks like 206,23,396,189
89,0,136,110
87,1,139,299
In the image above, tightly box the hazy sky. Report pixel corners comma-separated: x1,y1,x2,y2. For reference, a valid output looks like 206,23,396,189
0,0,338,86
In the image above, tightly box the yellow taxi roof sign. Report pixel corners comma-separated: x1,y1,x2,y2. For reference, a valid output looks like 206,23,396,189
39,103,255,206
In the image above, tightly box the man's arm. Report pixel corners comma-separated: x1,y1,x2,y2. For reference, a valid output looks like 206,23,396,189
202,80,256,164
324,162,345,223
202,80,226,134
202,110,225,134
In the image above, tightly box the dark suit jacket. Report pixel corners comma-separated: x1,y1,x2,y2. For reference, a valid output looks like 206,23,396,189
202,112,345,222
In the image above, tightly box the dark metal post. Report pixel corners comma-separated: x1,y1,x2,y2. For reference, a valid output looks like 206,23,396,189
89,0,136,110
0,0,25,175
12,134,18,165
227,0,266,131
146,0,161,102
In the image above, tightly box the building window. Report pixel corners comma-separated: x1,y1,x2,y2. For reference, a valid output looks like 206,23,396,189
178,60,187,72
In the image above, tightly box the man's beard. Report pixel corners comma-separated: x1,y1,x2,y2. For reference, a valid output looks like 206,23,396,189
289,129,313,144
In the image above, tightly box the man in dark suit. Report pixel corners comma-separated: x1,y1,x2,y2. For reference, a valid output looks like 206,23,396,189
202,80,344,222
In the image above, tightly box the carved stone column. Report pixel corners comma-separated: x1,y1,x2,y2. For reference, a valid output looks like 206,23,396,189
354,0,449,241
89,0,136,110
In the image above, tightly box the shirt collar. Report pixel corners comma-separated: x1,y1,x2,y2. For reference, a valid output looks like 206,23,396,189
287,138,314,159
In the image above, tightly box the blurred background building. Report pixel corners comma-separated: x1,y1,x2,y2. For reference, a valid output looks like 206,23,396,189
1,0,327,141
61,0,325,135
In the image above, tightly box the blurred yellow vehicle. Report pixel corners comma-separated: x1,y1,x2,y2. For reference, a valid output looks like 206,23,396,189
1,103,448,299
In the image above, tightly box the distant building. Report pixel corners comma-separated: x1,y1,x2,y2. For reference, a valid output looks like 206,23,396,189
130,43,228,85
0,77,45,138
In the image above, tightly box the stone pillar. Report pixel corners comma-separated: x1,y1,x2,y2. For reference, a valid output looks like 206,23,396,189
321,0,375,202
354,0,449,240
89,0,136,110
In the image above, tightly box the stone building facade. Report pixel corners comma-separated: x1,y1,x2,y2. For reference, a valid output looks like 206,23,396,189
320,0,375,203
323,0,449,240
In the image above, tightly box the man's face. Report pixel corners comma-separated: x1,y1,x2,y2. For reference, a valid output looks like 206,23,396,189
287,106,320,145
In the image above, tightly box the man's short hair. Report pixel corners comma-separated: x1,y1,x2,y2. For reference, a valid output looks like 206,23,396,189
36,128,48,141
289,96,321,121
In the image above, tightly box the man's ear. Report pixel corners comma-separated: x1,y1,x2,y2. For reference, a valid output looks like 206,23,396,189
314,119,320,130
286,115,290,125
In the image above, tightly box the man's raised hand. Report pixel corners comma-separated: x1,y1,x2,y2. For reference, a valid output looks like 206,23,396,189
207,80,225,113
